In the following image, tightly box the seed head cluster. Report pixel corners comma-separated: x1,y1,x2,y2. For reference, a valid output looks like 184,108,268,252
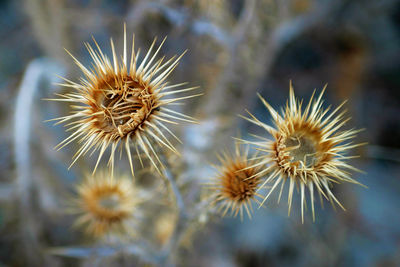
48,24,365,234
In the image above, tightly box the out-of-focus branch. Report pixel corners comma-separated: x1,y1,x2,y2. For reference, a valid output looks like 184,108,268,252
14,58,64,266
193,0,347,149
62,1,231,46
24,0,71,62
366,145,400,163
158,155,188,267
0,183,15,201
47,243,159,265
163,166,186,214
128,1,231,45
202,0,257,117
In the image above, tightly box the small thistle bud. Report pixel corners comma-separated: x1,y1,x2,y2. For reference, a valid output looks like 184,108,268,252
47,25,200,176
70,171,139,238
207,144,263,220
240,83,365,222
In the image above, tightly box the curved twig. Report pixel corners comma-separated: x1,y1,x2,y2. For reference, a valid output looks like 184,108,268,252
14,58,65,265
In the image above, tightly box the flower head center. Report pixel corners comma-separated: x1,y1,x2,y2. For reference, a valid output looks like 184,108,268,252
284,134,318,168
99,193,121,211
102,91,144,126
223,166,259,202
92,76,157,137
85,187,128,220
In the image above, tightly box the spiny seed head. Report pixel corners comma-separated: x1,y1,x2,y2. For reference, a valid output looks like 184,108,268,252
207,144,263,220
70,171,139,238
240,82,365,222
47,25,200,176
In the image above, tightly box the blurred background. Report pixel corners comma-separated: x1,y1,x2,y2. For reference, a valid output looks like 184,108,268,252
1,0,400,266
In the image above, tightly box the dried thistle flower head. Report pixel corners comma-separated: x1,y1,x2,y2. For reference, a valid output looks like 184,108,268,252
48,25,200,176
207,144,263,220
71,171,139,238
240,83,365,222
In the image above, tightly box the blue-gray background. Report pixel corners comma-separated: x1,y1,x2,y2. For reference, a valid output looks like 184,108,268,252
0,0,399,266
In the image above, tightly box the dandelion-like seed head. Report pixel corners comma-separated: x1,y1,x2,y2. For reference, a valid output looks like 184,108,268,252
48,25,200,176
241,83,365,222
208,144,263,219
72,172,139,238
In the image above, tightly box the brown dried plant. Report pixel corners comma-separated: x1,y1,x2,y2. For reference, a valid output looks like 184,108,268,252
70,171,140,238
207,144,263,220
240,83,365,222
47,25,200,176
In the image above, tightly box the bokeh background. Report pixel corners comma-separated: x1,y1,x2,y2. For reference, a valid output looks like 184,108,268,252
1,0,400,266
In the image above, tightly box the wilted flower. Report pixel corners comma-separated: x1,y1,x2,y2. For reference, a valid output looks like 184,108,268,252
70,171,139,238
48,25,200,176
240,83,365,222
207,144,263,220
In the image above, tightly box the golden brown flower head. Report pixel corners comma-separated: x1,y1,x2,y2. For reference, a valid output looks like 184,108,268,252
208,144,263,219
71,171,139,238
240,83,365,222
48,25,200,176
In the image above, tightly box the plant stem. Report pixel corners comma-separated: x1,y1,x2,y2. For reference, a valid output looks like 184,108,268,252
158,154,188,266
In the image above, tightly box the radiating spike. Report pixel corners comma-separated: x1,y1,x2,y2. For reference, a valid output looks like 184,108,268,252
110,38,119,74
259,176,281,207
142,37,167,76
123,23,127,67
287,178,295,216
137,37,157,74
125,135,135,178
160,86,200,96
309,181,315,222
130,34,136,75
93,138,110,175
